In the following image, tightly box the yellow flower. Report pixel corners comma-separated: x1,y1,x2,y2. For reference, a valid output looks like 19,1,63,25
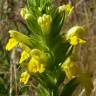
6,38,18,51
66,26,86,45
62,57,80,80
28,57,45,73
19,51,30,64
28,57,39,73
64,63,77,80
69,36,86,46
20,71,30,84
66,26,85,40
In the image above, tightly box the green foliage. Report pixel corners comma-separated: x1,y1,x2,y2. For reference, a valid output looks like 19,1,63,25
60,78,79,96
0,40,9,96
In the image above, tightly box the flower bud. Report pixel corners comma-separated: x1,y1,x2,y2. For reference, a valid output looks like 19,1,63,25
58,4,73,19
38,14,52,32
20,7,31,20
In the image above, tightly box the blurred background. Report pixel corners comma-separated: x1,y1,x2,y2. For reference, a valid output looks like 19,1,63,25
0,0,96,96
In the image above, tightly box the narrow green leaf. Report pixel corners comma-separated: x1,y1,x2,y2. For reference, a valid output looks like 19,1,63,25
60,78,79,96
50,10,65,38
37,84,50,96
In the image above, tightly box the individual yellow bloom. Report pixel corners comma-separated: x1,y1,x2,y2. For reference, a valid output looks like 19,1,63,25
28,57,45,73
19,51,30,64
62,57,80,80
64,66,74,80
66,26,85,40
28,57,39,73
66,26,86,45
6,38,18,51
20,71,30,84
64,63,78,80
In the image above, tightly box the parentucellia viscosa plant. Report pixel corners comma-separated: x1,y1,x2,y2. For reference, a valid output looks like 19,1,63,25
6,0,93,96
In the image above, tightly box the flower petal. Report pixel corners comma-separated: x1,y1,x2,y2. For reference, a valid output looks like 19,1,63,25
19,51,30,64
20,71,30,84
6,38,18,51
